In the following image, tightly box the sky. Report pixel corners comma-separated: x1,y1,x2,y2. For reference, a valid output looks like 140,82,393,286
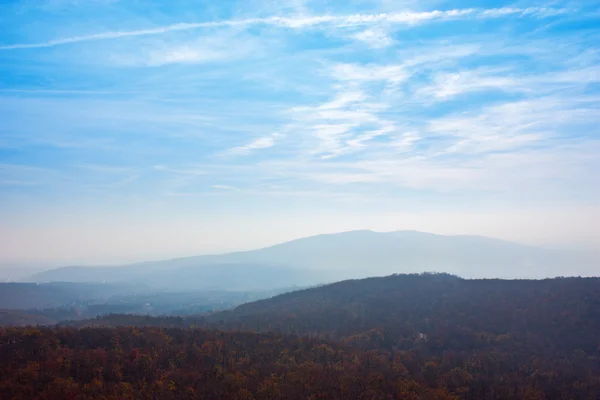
0,0,599,266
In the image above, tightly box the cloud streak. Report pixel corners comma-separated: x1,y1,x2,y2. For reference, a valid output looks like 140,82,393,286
228,134,279,155
0,7,568,50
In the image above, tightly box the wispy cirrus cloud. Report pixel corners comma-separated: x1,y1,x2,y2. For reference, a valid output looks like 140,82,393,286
228,134,280,156
428,96,600,154
417,68,523,100
352,28,394,48
107,33,262,66
0,7,569,50
331,63,408,83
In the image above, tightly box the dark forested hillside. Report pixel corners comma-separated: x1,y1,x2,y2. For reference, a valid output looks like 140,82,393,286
2,274,600,399
198,274,600,399
0,326,457,400
210,274,600,351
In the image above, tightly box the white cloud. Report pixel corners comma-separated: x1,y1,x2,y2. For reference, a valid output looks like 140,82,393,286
258,135,600,197
261,53,600,191
247,136,276,149
310,124,356,157
482,7,568,18
286,81,395,158
347,124,397,148
228,134,279,155
419,69,522,100
107,33,261,66
288,49,483,158
0,7,570,50
417,65,600,102
318,90,366,109
352,28,394,48
147,47,229,66
391,131,420,152
427,96,599,155
328,43,484,87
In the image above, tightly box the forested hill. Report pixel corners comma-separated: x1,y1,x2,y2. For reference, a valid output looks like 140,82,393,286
208,274,600,353
6,274,600,399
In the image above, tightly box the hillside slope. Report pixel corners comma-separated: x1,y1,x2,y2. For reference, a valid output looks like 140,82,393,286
208,274,600,354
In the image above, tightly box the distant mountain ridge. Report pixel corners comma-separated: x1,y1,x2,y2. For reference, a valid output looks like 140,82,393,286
26,230,598,290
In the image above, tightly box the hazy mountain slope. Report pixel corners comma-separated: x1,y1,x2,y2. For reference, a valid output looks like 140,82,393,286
218,230,571,278
27,263,319,291
0,265,47,282
26,230,597,289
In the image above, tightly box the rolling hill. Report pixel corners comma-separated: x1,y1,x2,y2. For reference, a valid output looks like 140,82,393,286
206,273,600,354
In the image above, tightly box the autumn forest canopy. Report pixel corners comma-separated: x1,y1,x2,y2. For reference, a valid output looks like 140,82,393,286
1,273,599,399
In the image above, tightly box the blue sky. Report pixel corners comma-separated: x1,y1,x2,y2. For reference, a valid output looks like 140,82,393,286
1,0,599,265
